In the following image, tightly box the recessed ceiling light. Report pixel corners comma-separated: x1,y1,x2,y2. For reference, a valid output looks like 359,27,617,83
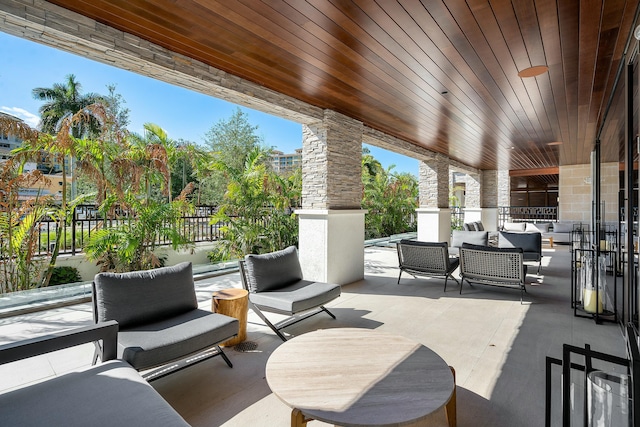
518,65,549,78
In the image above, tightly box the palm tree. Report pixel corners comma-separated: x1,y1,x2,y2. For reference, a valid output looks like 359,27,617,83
32,74,104,200
32,74,103,138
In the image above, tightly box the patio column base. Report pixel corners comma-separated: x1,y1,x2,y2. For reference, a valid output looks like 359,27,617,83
416,208,451,243
295,209,366,285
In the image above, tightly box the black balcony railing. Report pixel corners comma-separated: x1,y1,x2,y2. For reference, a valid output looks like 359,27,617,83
30,204,228,257
498,206,558,227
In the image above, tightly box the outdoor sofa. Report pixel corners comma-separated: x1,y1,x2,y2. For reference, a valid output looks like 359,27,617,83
0,321,190,426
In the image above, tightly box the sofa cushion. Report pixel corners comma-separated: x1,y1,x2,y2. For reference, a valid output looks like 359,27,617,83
498,231,541,253
553,222,574,233
249,280,341,314
526,223,550,233
474,221,485,231
0,360,190,426
451,230,488,247
503,222,526,232
119,309,239,370
243,245,303,293
93,262,197,329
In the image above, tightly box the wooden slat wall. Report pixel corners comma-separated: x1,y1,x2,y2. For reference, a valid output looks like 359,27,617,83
47,0,638,171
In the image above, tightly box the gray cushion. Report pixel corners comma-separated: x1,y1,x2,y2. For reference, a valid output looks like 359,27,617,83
93,262,197,329
474,221,484,231
552,222,574,233
461,243,523,254
243,246,303,293
498,231,541,261
451,230,488,247
0,360,190,426
249,280,341,314
119,309,239,370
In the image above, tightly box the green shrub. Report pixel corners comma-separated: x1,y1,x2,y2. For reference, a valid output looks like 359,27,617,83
48,266,82,286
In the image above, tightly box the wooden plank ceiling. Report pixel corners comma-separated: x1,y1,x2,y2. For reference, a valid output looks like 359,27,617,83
48,0,639,172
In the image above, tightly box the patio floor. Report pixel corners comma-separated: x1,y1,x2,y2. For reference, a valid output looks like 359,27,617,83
0,245,628,426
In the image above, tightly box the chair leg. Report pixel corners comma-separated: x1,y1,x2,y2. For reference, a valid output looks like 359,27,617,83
444,275,448,292
217,345,233,368
397,270,402,284
250,301,288,341
321,306,336,319
92,340,102,365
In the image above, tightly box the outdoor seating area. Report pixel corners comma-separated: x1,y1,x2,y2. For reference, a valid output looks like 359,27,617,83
0,245,628,426
92,261,240,379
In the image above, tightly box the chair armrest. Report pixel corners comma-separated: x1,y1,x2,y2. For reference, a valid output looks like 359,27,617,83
0,320,119,365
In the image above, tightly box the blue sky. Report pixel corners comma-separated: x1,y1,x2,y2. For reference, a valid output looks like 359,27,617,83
0,32,418,176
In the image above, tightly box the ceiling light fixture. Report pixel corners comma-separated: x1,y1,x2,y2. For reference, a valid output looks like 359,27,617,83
634,25,640,40
518,65,549,78
547,141,563,146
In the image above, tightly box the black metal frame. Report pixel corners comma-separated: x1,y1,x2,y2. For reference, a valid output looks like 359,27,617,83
571,228,619,324
545,324,640,427
238,260,337,341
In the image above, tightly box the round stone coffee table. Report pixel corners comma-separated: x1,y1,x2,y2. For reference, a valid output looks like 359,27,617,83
266,328,456,427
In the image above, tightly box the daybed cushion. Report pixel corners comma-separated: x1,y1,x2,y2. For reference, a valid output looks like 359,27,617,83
525,223,551,233
93,262,197,328
503,222,526,232
249,280,341,314
0,360,190,426
552,222,574,233
118,308,239,370
243,246,303,293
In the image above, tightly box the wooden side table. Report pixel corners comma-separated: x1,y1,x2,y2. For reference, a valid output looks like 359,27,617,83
212,288,248,346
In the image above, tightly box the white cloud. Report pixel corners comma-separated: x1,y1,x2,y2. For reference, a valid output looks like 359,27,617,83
0,106,40,128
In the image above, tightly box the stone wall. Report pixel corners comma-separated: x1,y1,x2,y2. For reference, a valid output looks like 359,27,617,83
302,111,363,209
558,163,618,223
419,155,449,208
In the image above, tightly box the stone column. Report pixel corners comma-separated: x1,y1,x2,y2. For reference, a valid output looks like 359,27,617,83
417,155,451,243
464,173,482,224
296,110,366,284
480,170,509,231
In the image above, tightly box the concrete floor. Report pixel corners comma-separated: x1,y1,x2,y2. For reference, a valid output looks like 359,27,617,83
0,245,629,426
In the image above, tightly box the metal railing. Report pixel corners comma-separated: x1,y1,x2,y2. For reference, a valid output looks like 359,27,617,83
498,206,557,227
32,204,227,256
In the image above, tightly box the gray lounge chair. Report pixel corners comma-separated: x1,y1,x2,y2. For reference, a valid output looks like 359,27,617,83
92,261,239,380
239,246,341,341
396,240,460,291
